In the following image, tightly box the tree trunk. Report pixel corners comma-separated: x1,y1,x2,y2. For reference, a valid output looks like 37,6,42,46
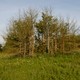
54,36,57,53
47,34,50,53
29,36,34,56
24,42,27,57
32,35,34,56
19,42,22,54
62,36,65,53
42,34,45,43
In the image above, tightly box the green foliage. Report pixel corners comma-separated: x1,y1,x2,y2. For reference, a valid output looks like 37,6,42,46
3,8,80,56
0,53,80,80
4,9,38,56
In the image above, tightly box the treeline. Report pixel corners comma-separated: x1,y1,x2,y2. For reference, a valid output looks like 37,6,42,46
3,9,80,57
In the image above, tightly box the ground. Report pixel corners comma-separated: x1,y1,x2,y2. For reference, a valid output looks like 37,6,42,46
0,52,80,80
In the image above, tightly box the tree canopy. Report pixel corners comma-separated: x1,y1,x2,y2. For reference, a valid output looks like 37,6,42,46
3,9,80,57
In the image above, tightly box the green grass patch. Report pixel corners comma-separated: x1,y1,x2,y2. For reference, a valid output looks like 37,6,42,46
0,53,80,80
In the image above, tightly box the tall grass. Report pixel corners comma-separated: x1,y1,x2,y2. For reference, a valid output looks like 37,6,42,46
0,53,80,80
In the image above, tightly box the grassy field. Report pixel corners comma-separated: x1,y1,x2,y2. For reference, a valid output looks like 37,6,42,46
0,53,80,80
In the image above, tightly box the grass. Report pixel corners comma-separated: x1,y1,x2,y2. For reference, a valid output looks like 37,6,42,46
0,52,80,80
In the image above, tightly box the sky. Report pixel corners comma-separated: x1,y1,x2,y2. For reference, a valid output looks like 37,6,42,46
0,0,80,44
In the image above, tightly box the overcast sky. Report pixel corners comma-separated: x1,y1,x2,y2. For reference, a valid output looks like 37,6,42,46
0,0,80,44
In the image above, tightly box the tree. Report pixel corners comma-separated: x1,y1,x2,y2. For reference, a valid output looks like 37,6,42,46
4,8,80,56
36,9,53,54
4,9,38,57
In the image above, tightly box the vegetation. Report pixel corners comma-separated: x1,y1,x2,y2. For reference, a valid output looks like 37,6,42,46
0,8,80,80
0,52,80,80
3,8,80,57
